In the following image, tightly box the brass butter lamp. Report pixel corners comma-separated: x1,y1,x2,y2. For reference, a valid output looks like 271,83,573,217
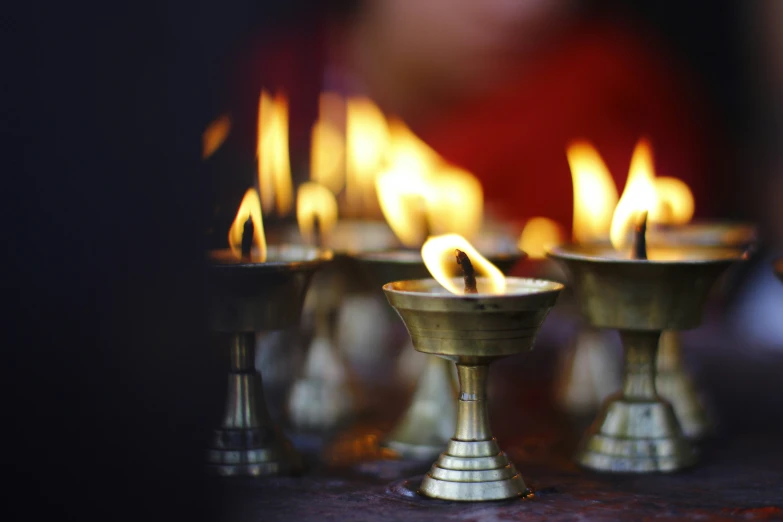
548,236,745,473
650,221,756,440
355,247,523,461
206,189,333,476
383,237,562,501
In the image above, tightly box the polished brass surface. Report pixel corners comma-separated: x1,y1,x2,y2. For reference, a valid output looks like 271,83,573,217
354,249,525,460
208,245,333,332
207,245,332,476
547,244,741,331
209,332,304,476
555,326,621,416
656,330,713,439
647,220,757,248
288,276,357,431
383,355,458,460
548,243,744,473
384,277,562,501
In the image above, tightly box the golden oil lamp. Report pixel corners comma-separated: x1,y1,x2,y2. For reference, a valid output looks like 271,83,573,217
355,245,523,461
284,182,367,433
548,143,747,472
557,139,756,440
383,234,562,501
207,189,332,476
549,240,743,472
346,123,524,461
649,221,756,440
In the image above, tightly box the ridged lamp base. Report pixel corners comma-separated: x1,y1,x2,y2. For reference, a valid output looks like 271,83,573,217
577,395,696,473
419,439,527,501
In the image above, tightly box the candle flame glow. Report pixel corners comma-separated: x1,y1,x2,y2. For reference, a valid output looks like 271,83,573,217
377,121,483,247
310,92,346,194
297,181,338,246
257,91,293,216
228,188,267,261
345,97,389,217
518,217,564,259
652,176,695,225
567,140,619,243
421,234,506,295
202,114,231,159
610,139,658,251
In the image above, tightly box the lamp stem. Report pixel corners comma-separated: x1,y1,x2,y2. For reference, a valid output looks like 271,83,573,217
221,332,267,429
455,364,492,441
619,330,662,400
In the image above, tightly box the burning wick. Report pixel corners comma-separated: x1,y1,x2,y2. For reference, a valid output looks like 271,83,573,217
633,211,648,260
241,215,254,259
312,215,321,249
455,249,478,294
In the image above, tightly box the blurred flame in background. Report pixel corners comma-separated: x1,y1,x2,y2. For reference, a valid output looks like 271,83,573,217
297,181,338,246
518,217,564,259
567,140,618,243
376,120,483,247
257,91,293,216
652,176,695,225
567,138,695,250
346,97,389,217
241,91,487,243
421,234,506,295
228,188,267,261
202,114,231,159
610,139,660,251
311,93,346,194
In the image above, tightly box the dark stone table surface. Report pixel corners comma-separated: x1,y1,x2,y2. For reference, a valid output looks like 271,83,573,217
209,301,783,521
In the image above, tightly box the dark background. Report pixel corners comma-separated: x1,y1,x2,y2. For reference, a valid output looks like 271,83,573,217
3,1,766,519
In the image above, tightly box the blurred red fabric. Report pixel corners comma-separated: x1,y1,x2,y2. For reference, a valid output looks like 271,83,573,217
415,23,716,231
239,20,718,234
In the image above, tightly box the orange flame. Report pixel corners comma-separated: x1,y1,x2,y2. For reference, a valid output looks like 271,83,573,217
567,140,618,243
421,234,506,295
652,176,695,225
518,217,564,259
297,181,338,246
202,114,231,159
427,165,483,239
345,97,389,216
376,121,483,247
610,139,658,251
228,188,267,261
310,92,346,194
257,91,293,216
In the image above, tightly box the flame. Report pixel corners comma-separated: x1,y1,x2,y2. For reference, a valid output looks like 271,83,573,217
426,165,483,239
228,188,267,261
518,217,564,259
297,181,338,246
345,97,389,216
310,93,346,194
421,234,506,295
202,114,231,159
375,121,434,247
376,120,484,247
610,139,659,251
257,91,293,216
567,140,619,243
652,176,695,225
376,169,429,247
386,119,441,178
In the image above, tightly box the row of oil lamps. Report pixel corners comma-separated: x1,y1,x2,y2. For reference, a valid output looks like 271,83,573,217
206,205,775,502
